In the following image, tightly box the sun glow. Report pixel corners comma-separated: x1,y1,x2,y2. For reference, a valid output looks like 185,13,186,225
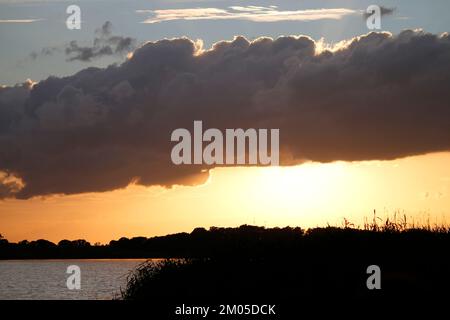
1,153,449,243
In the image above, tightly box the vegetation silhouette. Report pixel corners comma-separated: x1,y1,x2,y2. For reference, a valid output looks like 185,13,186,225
2,216,450,300
118,221,450,300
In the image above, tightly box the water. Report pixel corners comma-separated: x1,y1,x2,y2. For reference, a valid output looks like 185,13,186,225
0,259,148,300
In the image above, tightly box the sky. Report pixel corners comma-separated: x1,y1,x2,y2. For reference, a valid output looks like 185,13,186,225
1,0,450,243
2,0,450,85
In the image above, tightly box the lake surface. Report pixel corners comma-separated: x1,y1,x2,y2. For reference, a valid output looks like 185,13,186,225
0,259,149,300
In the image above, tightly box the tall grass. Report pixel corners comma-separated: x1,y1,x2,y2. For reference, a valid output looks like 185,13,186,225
357,210,449,233
119,217,450,300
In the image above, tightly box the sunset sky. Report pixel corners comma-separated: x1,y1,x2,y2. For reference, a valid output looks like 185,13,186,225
1,0,450,243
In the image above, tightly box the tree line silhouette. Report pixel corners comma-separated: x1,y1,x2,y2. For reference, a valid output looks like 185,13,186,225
0,225,306,259
1,222,450,260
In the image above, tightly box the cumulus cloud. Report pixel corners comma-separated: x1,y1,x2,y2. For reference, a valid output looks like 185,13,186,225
138,6,356,23
1,30,450,198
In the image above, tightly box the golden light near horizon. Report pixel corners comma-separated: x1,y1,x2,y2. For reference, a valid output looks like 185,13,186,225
0,152,449,244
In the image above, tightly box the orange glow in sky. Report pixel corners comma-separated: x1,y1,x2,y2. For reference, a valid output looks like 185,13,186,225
1,152,449,243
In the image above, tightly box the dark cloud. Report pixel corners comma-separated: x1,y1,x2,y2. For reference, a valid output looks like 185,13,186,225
363,6,396,19
1,30,450,198
66,21,136,62
29,21,136,62
380,6,396,16
30,46,61,60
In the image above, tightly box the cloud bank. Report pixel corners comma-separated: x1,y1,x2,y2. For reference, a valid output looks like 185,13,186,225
1,30,450,198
